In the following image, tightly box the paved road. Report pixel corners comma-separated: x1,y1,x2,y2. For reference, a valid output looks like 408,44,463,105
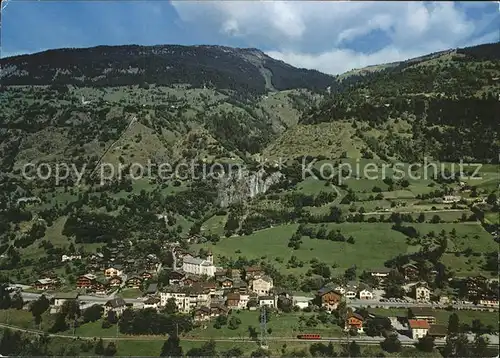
20,292,144,305
349,299,498,311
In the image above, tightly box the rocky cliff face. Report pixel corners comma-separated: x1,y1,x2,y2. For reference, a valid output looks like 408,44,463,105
217,170,282,207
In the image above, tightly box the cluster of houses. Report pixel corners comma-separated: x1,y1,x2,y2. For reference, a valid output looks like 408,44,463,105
345,307,448,341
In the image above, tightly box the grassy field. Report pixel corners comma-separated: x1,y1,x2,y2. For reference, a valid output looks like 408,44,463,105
195,223,410,275
189,310,342,339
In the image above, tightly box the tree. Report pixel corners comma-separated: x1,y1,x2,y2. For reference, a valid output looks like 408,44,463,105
94,339,105,355
447,313,460,335
163,298,178,314
10,292,23,309
221,347,243,357
160,335,183,357
228,315,242,330
30,295,50,327
345,341,360,357
186,340,216,357
104,342,117,356
381,334,402,353
83,304,103,323
48,313,68,333
416,335,435,352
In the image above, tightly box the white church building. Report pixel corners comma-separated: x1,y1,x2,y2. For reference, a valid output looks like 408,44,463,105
181,252,216,277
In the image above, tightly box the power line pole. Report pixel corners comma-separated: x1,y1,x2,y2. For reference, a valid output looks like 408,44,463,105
260,306,268,349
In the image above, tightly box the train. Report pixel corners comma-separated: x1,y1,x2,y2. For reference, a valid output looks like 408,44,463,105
297,334,321,340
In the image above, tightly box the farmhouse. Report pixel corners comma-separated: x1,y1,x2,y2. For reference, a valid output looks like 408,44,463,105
104,297,127,317
408,319,430,339
410,307,436,325
427,324,448,339
316,287,342,311
53,292,79,307
345,312,364,333
76,274,96,289
104,265,123,278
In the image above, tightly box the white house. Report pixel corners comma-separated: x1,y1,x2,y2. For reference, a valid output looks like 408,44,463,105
160,287,210,313
345,289,357,299
238,294,250,309
53,292,79,307
359,289,373,300
251,276,274,295
408,319,430,339
292,296,311,309
334,285,346,294
61,255,82,262
144,297,161,310
182,253,216,277
259,296,276,308
415,284,431,302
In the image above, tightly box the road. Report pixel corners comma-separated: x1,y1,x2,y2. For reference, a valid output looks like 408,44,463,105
348,299,498,311
20,292,144,305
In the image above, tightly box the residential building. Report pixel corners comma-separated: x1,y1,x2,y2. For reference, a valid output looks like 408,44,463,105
345,288,357,299
104,265,123,278
259,296,276,308
193,306,211,322
408,319,430,339
368,268,391,278
144,297,161,310
141,271,154,280
402,263,419,281
465,276,488,299
359,289,373,300
442,195,461,203
414,283,431,302
53,292,79,307
292,296,311,309
410,308,436,325
109,276,123,287
316,287,342,311
244,266,263,280
345,312,364,333
182,252,216,277
251,276,274,295
210,303,229,317
181,276,199,287
77,274,96,289
33,278,57,291
218,277,233,289
93,281,108,295
61,255,82,262
146,283,158,296
160,286,210,313
104,298,127,317
226,293,240,309
126,276,143,289
168,271,185,285
427,324,447,340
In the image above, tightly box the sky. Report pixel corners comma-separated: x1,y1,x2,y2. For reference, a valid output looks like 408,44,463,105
1,1,499,75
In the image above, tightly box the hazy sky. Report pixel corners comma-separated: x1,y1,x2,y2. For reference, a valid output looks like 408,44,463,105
2,1,499,74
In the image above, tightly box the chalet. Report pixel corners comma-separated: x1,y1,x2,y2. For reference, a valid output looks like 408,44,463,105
193,306,211,322
104,265,123,278
316,287,342,311
104,297,127,317
168,271,185,285
226,293,240,309
77,274,96,289
465,276,488,299
478,292,499,307
427,324,447,339
345,312,364,333
244,266,263,280
218,277,233,289
410,307,436,325
181,276,199,287
345,287,357,299
144,297,161,310
414,283,431,302
126,276,143,289
233,280,249,294
202,281,217,294
210,303,229,316
109,276,123,287
146,283,158,295
228,269,242,280
141,271,153,280
93,280,108,295
408,319,430,339
402,263,419,281
33,278,57,291
359,289,373,300
53,292,79,307
251,276,274,296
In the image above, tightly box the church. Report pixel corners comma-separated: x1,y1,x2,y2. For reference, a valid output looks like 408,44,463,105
181,251,216,277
